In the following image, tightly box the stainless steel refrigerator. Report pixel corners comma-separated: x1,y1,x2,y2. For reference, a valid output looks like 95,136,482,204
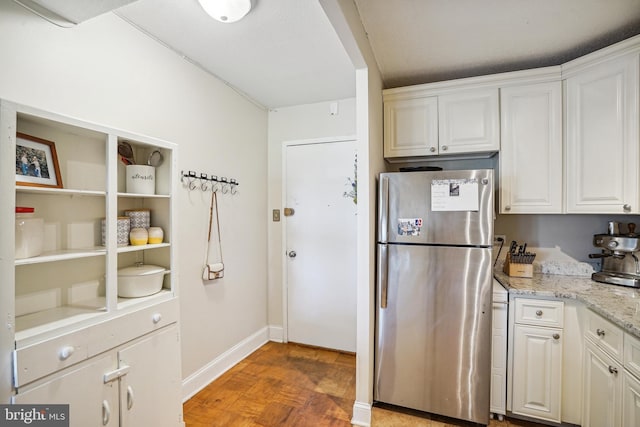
375,169,494,425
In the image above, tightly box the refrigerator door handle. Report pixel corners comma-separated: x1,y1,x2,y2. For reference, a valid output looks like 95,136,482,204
379,176,389,243
377,243,388,309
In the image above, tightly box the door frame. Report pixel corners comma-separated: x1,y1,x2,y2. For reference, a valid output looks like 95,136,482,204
281,135,356,344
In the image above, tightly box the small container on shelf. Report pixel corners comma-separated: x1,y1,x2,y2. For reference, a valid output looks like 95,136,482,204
129,227,149,245
148,226,164,244
125,165,155,194
15,207,44,259
117,263,165,297
101,217,131,246
124,209,150,229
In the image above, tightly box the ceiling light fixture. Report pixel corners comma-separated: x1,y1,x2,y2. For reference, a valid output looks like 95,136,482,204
198,0,252,23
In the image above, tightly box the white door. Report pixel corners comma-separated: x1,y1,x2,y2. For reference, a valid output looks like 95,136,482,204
284,138,357,352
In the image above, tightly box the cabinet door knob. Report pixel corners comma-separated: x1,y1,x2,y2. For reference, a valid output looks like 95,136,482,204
102,400,111,426
553,333,560,340
127,385,135,410
59,345,75,361
596,328,606,337
429,147,436,153
441,145,448,151
504,205,511,211
536,310,543,316
608,365,618,375
152,313,162,324
624,204,631,212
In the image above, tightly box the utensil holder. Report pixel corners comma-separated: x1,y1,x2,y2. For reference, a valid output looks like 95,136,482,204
503,254,533,278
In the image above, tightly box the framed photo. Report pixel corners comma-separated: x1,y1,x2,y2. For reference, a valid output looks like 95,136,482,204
15,132,63,188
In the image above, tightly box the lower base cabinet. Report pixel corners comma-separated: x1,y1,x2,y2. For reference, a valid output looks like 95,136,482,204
624,370,640,427
582,339,623,427
13,324,182,427
511,324,563,422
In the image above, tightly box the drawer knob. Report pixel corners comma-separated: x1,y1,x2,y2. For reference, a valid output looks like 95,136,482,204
609,365,618,375
553,333,560,340
152,313,162,324
535,310,543,316
597,328,606,337
59,346,75,361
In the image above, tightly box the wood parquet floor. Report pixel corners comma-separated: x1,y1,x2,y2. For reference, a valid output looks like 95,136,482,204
183,342,544,427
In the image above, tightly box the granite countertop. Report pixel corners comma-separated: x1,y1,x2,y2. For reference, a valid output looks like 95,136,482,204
494,269,640,339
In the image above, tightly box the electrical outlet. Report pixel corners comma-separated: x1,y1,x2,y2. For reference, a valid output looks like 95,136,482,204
494,234,506,245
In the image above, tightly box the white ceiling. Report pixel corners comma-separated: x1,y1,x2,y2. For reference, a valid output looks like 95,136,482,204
116,0,356,109
30,0,640,109
354,0,640,88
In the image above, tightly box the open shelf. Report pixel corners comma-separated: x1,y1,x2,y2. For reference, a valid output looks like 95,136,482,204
15,248,106,266
15,298,107,345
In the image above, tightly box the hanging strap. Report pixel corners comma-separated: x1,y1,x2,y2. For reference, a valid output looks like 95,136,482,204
204,191,223,264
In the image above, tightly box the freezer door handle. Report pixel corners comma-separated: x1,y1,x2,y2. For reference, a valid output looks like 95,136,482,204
378,244,388,309
379,176,389,243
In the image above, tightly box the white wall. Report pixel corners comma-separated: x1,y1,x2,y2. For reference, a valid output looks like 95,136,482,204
267,99,356,331
320,1,385,426
0,1,268,397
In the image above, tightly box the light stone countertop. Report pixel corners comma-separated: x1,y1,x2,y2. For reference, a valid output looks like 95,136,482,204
494,269,640,339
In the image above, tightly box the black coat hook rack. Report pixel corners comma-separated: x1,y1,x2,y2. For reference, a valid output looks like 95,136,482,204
181,170,239,194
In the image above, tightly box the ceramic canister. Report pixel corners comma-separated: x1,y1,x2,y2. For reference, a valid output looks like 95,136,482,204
124,209,150,229
101,217,131,246
148,226,164,244
125,165,155,195
129,227,149,245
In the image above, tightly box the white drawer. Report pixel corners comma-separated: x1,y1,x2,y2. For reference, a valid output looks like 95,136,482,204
624,332,640,379
13,328,89,387
514,298,564,328
87,298,179,357
585,309,624,362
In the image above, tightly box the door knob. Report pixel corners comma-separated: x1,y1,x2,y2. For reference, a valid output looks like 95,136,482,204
288,251,297,258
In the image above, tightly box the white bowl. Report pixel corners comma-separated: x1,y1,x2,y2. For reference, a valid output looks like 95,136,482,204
118,264,165,298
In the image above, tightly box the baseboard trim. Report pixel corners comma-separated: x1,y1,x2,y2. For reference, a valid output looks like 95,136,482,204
268,325,284,342
351,401,372,426
181,326,269,402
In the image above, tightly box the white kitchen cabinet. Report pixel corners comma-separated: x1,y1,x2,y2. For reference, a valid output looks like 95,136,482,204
499,81,563,213
583,339,623,427
509,298,564,423
511,324,563,422
383,96,438,158
13,324,181,427
564,52,639,213
118,325,182,427
382,85,499,159
0,99,181,420
437,88,499,155
490,282,508,420
623,369,640,427
13,353,118,426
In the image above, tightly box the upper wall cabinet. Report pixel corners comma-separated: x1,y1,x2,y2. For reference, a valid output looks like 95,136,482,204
438,89,499,155
500,80,563,214
383,96,438,158
383,84,499,160
564,51,639,214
